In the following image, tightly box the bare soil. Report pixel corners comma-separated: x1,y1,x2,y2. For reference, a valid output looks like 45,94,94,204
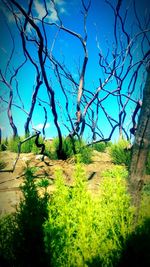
0,150,114,215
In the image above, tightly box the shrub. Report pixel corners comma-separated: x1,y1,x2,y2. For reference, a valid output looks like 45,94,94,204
7,136,20,153
47,136,93,163
48,136,75,160
0,143,7,151
75,139,93,164
109,138,131,167
0,138,8,151
0,165,50,267
75,145,93,164
7,135,44,154
21,135,35,153
44,164,134,267
92,142,108,152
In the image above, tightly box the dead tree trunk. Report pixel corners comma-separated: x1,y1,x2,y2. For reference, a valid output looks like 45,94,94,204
129,66,150,210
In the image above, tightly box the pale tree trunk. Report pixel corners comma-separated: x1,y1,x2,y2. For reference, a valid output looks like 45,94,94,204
129,67,150,210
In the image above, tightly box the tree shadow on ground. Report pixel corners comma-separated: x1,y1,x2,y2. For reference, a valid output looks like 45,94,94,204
87,218,150,267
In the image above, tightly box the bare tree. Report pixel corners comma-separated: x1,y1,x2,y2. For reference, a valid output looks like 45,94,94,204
0,0,149,161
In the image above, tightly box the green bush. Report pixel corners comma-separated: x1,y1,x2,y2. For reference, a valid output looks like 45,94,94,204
109,138,131,167
7,136,20,153
76,145,93,164
0,165,50,267
48,136,75,160
92,142,108,152
47,137,93,163
7,135,44,154
0,138,8,151
75,139,93,164
0,143,7,151
5,135,92,163
21,135,35,153
44,164,134,267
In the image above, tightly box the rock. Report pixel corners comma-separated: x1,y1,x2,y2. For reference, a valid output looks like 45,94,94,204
35,155,43,160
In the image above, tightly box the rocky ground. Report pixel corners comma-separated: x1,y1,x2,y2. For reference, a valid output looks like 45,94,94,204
0,150,114,215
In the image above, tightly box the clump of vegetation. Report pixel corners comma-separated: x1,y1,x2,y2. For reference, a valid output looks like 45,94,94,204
36,178,51,195
44,164,134,267
4,135,92,163
6,135,44,154
46,136,75,160
109,138,131,167
74,139,93,164
46,136,93,164
0,160,7,170
0,165,50,267
7,136,20,153
92,141,111,152
0,138,8,151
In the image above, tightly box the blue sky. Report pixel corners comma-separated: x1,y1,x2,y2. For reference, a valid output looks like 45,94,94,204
0,0,149,142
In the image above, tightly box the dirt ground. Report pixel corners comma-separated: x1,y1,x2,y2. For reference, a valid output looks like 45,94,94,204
0,150,114,215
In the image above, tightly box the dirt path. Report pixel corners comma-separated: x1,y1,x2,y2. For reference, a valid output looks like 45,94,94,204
0,150,114,215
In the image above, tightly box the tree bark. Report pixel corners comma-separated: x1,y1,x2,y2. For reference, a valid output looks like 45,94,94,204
129,67,150,209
